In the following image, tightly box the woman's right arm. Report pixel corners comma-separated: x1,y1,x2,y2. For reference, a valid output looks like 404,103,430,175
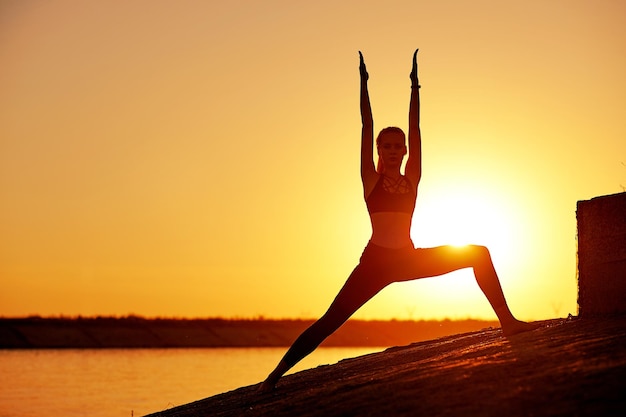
359,52,377,190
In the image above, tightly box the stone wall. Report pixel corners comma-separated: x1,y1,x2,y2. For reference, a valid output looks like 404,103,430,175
577,192,626,317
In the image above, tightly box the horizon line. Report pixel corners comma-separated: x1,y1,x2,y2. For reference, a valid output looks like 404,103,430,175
0,314,501,323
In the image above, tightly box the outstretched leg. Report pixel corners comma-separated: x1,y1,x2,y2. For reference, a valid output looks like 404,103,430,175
401,245,538,336
258,308,351,393
259,265,385,393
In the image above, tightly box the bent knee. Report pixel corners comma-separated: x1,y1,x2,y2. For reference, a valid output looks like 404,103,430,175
465,244,491,262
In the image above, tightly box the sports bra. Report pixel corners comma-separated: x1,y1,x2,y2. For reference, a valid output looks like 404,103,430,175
366,175,416,215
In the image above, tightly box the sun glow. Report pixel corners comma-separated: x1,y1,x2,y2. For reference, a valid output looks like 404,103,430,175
411,185,523,268
386,184,529,318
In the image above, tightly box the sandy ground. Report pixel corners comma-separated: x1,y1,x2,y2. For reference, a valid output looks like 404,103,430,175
147,316,626,417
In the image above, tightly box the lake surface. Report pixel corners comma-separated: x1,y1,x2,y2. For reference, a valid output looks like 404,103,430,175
0,347,383,417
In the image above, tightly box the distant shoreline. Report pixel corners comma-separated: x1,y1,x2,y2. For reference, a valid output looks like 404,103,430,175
0,316,499,349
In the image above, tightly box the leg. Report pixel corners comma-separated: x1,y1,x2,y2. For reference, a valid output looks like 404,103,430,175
259,265,385,393
400,245,538,336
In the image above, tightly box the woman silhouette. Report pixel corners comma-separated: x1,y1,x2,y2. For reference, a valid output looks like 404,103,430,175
258,50,536,393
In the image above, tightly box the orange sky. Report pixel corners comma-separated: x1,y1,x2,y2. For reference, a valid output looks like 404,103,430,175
1,0,625,321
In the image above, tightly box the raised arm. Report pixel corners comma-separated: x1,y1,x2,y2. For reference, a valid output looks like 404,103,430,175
359,51,377,192
405,49,422,187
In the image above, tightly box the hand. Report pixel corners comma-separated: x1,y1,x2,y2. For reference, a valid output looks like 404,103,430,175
359,51,369,82
410,49,419,86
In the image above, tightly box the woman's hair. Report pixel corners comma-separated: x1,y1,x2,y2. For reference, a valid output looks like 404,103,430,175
375,127,406,173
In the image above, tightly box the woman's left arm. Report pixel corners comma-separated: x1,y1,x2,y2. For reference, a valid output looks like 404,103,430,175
405,49,422,187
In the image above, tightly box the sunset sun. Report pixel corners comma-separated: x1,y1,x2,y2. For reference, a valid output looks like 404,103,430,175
411,185,523,268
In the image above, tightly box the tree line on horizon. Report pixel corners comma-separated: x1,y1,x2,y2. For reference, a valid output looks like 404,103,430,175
0,314,497,324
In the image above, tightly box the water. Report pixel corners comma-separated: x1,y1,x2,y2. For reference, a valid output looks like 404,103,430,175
0,347,382,417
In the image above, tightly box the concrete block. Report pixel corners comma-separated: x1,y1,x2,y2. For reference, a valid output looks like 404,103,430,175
577,192,626,316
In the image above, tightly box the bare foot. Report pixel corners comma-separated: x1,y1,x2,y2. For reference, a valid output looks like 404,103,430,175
502,320,540,337
257,380,276,394
258,361,288,394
